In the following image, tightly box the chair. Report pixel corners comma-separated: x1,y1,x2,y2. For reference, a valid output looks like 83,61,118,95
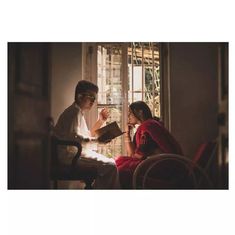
192,141,217,187
192,141,217,172
50,136,98,189
133,154,213,189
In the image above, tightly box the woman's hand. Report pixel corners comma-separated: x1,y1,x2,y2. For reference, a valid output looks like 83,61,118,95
125,123,134,136
124,123,135,156
99,108,110,122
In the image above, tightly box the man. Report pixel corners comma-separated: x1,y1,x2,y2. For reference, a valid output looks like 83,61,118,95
54,80,120,189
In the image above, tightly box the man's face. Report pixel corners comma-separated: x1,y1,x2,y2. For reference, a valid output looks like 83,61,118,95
78,91,97,110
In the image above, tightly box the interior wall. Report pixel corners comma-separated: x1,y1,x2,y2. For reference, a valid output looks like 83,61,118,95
51,43,83,123
169,43,219,158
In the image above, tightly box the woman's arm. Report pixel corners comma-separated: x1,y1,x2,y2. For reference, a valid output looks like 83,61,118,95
124,124,135,156
125,134,135,156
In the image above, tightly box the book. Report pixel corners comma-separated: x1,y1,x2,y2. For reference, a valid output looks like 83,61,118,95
95,121,125,143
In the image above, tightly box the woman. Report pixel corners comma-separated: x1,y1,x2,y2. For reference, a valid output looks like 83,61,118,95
115,101,183,189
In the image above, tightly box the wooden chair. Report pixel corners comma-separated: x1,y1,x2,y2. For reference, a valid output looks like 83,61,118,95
50,135,97,189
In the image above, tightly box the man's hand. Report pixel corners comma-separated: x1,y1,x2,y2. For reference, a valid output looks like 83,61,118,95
99,108,110,122
83,137,98,142
83,138,90,142
97,136,112,144
90,108,110,137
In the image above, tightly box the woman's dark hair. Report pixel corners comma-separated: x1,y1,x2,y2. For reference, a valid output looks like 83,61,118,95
75,80,98,101
129,101,153,121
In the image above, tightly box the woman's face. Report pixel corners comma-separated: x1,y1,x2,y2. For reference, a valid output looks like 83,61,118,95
128,108,140,125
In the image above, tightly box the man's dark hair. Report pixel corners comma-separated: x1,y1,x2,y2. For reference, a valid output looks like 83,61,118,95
75,80,98,101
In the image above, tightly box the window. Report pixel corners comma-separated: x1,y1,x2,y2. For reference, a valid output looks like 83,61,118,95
83,42,160,157
96,44,123,157
128,43,160,117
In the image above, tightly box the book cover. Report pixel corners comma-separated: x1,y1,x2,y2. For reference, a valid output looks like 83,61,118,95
95,121,125,143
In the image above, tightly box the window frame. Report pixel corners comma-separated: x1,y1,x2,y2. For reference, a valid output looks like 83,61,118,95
82,42,166,156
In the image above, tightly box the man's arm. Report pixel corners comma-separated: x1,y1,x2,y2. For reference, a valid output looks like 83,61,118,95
90,108,109,137
90,119,105,137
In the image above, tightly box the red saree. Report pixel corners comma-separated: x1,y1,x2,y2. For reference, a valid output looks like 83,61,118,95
115,119,183,188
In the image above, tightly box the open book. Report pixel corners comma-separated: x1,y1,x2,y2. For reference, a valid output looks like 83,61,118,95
95,121,125,143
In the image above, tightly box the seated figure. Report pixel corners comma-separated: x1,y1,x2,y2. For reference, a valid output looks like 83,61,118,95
54,80,120,189
115,101,183,189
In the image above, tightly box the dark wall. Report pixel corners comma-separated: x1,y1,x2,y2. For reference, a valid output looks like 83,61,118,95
51,43,82,123
50,43,83,188
169,43,219,157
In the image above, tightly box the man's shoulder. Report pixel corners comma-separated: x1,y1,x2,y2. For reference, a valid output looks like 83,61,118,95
59,103,80,120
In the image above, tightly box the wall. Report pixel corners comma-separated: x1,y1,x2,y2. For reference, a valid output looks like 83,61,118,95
50,43,84,188
51,43,83,123
169,43,219,158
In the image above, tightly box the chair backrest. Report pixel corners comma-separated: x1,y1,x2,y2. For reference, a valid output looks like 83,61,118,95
133,154,212,189
50,135,60,168
48,117,97,189
193,141,217,171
